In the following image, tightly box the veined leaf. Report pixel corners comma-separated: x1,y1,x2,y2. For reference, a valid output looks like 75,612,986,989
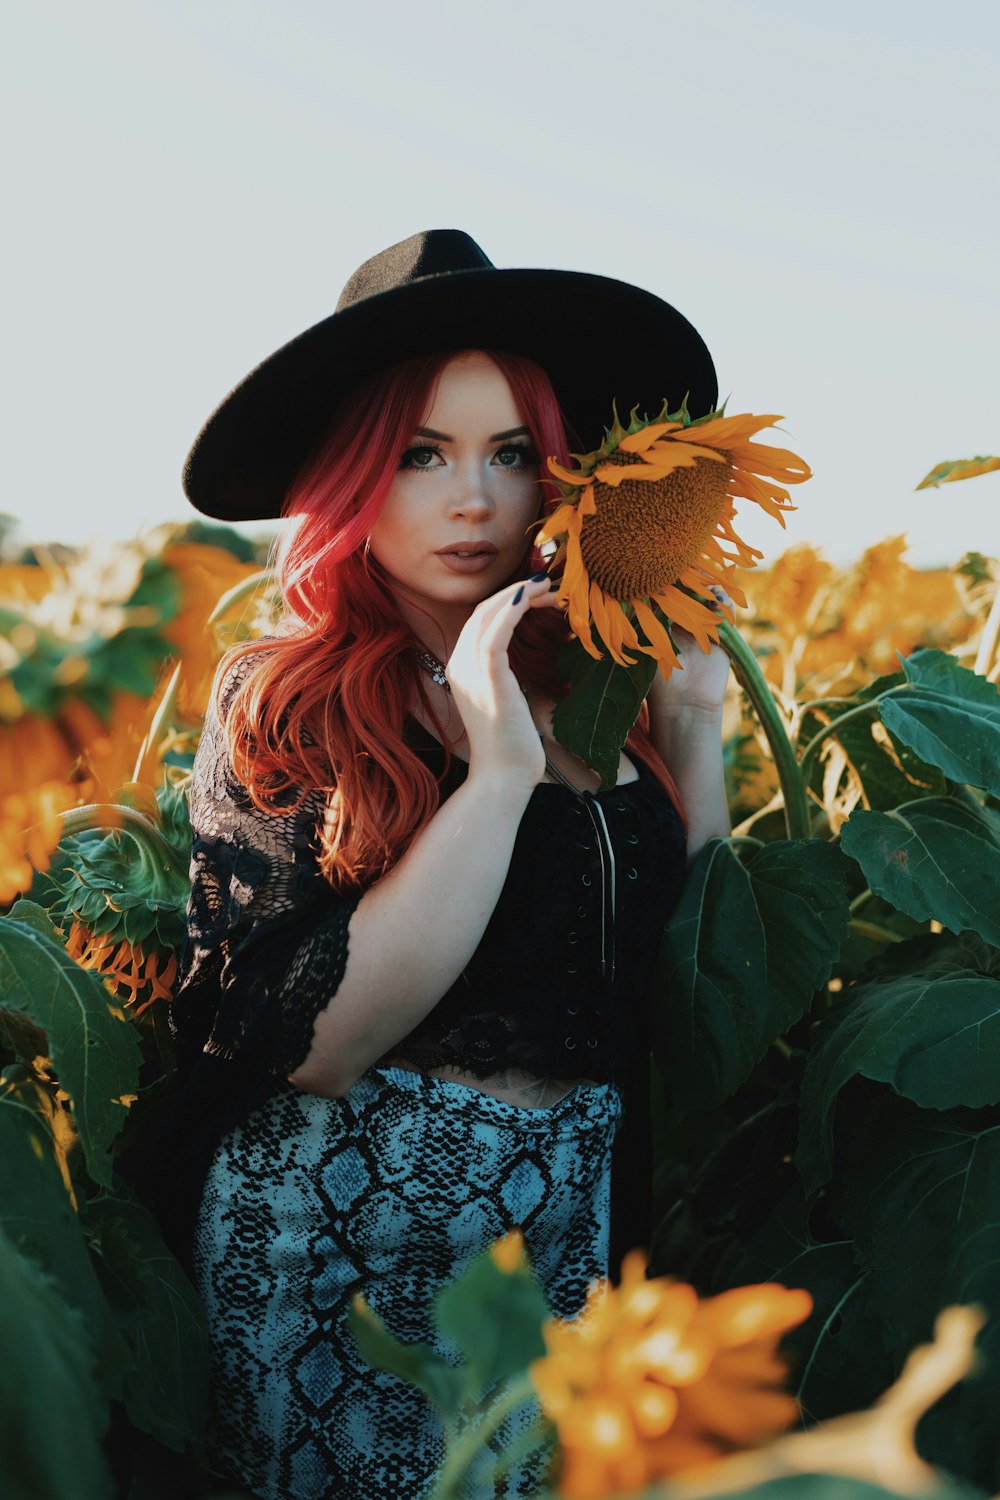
655,839,851,1115
433,1239,549,1402
0,1097,127,1391
726,1183,887,1427
553,635,656,788
840,797,1000,946
916,455,1000,489
346,1297,466,1416
880,649,1000,797
798,935,1000,1193
0,917,142,1186
844,1092,1000,1487
0,1228,114,1500
80,1189,210,1450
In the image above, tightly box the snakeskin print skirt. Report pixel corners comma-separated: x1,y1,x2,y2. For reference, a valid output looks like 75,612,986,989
191,1063,623,1500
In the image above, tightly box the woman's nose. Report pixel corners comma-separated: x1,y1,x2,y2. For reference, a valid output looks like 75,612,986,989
449,466,495,519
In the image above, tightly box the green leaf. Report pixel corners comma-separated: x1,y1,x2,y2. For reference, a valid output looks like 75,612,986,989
553,635,656,788
915,454,1000,489
80,1189,210,1450
843,1091,1000,1489
432,1241,549,1403
6,897,62,940
798,935,1000,1192
880,648,1000,796
0,1096,126,1389
802,675,947,814
726,1184,885,1426
840,797,1000,946
0,918,142,1187
346,1296,467,1416
0,1228,114,1500
655,839,851,1114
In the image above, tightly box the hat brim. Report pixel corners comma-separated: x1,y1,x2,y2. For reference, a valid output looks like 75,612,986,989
182,267,718,522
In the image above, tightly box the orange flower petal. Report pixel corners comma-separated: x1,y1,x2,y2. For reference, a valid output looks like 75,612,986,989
547,457,593,488
618,420,684,451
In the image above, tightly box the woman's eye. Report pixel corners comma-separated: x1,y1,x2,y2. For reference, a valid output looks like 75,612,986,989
400,445,443,470
494,444,539,469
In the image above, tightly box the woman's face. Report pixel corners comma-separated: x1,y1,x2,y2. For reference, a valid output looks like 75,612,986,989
367,350,543,638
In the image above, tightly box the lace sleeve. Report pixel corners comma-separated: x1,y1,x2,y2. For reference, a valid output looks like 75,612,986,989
169,649,365,1083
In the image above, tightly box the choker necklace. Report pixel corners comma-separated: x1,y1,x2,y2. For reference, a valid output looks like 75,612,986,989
411,644,588,795
413,647,450,689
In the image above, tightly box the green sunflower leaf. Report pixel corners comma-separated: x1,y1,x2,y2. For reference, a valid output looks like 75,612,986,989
0,918,142,1188
0,1228,115,1500
0,1096,127,1393
553,636,656,788
797,932,1000,1193
840,796,1000,946
843,1090,1000,1488
432,1240,549,1402
79,1189,210,1450
654,838,852,1115
879,648,1000,797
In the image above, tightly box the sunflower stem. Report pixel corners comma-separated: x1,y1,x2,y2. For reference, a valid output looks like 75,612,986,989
796,692,906,783
207,568,276,624
429,1372,540,1499
718,623,811,841
57,803,189,883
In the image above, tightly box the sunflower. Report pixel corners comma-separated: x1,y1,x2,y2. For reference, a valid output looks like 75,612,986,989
535,400,811,678
529,1248,812,1496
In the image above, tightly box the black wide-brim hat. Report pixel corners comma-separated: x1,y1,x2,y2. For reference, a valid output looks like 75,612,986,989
182,229,718,522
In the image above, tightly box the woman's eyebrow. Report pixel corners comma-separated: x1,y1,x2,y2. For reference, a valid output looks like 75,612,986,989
414,426,532,442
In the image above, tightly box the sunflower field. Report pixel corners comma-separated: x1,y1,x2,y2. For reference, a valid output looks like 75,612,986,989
1,480,999,1500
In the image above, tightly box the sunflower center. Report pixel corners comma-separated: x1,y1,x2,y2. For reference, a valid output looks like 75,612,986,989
579,448,733,600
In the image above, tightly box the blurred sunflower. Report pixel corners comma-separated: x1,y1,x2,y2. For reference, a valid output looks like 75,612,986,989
535,401,811,678
530,1249,812,1497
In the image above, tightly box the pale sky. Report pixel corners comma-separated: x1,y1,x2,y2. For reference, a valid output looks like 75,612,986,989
3,0,998,567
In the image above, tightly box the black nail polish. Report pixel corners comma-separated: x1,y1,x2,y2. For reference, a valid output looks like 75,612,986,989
512,585,524,605
529,570,548,581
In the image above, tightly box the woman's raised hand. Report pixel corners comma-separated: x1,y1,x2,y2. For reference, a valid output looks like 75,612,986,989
445,574,563,794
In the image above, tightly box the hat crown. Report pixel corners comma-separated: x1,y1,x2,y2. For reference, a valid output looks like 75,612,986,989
335,229,495,313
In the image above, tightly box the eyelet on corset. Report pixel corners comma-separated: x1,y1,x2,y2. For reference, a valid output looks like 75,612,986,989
627,832,639,844
581,874,592,887
566,963,578,975
627,868,638,879
567,1004,579,1016
577,905,587,918
567,932,578,944
586,1037,598,1048
564,1036,577,1050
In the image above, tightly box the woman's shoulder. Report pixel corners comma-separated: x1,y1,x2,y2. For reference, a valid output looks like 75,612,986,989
213,634,284,724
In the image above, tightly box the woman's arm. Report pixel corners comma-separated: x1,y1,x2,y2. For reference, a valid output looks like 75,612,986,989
646,705,731,868
643,582,734,868
290,574,561,1099
289,768,534,1098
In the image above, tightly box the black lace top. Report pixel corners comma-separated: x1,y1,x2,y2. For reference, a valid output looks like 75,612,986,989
124,650,688,1279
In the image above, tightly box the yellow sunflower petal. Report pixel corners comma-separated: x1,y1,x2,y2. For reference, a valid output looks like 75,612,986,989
547,457,593,489
725,441,811,484
592,449,702,487
536,502,579,546
632,597,684,670
618,420,683,452
589,581,638,667
561,535,601,659
653,586,721,651
680,412,786,446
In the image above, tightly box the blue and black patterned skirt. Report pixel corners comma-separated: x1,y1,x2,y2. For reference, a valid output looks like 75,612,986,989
192,1063,624,1500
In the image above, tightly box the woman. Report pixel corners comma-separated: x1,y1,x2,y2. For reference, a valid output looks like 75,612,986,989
159,231,732,1499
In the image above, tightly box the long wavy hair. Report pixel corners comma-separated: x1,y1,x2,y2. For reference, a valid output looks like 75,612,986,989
219,348,685,893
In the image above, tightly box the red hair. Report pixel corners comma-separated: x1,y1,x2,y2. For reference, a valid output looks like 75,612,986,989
219,348,685,893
